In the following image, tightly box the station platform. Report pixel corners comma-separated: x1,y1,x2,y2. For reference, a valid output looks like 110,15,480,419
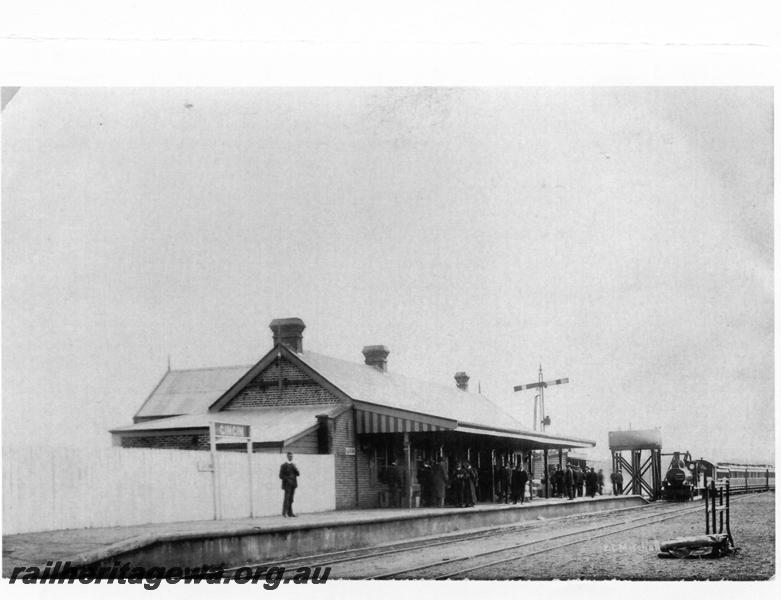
2,494,646,576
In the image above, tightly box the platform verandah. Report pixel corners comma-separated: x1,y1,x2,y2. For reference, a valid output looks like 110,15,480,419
358,428,574,507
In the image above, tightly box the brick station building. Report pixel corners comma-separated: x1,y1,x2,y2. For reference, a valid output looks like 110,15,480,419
111,318,594,509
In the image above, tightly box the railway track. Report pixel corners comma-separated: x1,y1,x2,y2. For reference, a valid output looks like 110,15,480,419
222,496,756,578
369,492,765,579
371,503,704,579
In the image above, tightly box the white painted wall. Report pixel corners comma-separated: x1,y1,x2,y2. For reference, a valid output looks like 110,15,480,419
2,446,336,535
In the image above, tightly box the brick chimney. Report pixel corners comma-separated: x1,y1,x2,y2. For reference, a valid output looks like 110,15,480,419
454,371,469,391
362,345,389,372
269,317,306,353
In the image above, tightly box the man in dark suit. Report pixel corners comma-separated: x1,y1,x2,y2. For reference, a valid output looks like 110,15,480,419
431,457,448,507
511,463,529,504
585,467,598,497
386,460,404,507
565,464,575,500
279,452,300,517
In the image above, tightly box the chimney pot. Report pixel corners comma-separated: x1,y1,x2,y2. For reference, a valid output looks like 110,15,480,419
454,371,470,391
269,317,306,353
362,345,390,372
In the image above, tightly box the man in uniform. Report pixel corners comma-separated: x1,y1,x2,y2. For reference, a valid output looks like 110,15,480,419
279,452,300,517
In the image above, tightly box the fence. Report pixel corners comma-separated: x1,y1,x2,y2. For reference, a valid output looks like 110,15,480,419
3,446,336,535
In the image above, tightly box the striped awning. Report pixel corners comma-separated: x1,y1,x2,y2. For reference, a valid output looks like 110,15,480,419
353,401,457,434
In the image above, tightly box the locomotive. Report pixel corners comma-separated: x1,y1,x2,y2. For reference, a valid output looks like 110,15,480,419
661,451,695,501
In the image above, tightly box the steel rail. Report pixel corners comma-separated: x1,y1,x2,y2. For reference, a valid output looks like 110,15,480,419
367,503,703,580
372,493,769,580
222,501,671,575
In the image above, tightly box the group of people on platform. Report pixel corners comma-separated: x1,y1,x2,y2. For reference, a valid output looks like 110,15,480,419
382,457,624,509
546,465,605,500
414,459,530,508
492,462,530,504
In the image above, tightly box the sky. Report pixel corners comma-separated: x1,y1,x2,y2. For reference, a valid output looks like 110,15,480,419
1,87,774,464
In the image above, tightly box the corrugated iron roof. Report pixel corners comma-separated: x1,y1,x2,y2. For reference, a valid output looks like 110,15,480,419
125,346,594,448
297,350,528,433
114,406,346,444
454,425,594,449
134,365,253,419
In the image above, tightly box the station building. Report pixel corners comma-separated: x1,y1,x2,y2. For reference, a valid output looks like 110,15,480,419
111,318,594,509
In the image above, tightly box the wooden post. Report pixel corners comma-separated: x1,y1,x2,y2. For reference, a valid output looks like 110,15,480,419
404,432,412,508
710,480,717,534
543,449,549,499
725,480,733,546
209,422,220,520
490,449,496,503
247,432,254,518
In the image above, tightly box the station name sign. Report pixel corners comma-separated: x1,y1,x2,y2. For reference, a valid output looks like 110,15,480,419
214,422,251,439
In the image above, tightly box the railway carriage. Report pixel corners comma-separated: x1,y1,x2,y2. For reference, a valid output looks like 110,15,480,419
713,463,775,494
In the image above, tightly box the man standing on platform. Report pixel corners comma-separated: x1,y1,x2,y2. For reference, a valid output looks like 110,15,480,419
279,452,300,517
565,464,575,500
431,457,448,507
585,467,597,497
417,459,432,507
511,463,529,504
572,467,585,497
556,466,565,498
387,460,403,507
597,469,605,495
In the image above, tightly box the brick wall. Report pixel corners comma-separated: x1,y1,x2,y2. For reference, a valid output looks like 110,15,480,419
121,434,210,450
224,356,344,409
332,410,357,509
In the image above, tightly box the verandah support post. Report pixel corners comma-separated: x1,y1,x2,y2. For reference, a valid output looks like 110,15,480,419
491,448,496,502
404,431,412,508
543,448,549,499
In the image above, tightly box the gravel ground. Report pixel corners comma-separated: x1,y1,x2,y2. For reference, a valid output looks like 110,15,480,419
330,493,773,580
473,491,774,580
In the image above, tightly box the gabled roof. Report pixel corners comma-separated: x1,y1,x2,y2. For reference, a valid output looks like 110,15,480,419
124,344,594,449
295,349,528,433
134,365,253,420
